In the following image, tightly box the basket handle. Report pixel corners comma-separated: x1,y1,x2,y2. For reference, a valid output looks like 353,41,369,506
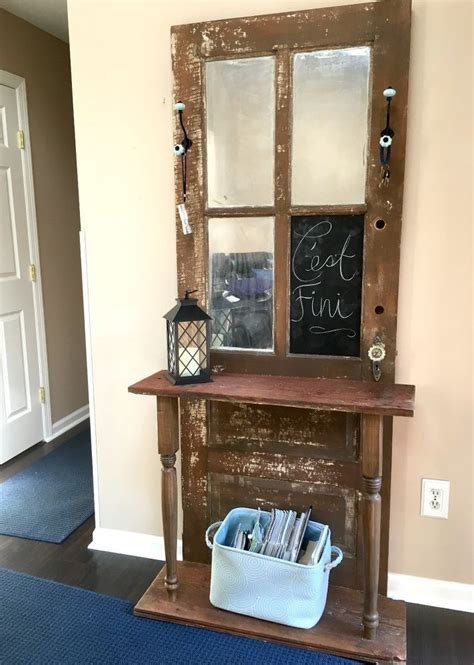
205,521,223,550
324,546,344,572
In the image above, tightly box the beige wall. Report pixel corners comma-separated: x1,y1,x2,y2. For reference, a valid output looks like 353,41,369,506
68,0,473,584
391,0,473,583
0,9,88,423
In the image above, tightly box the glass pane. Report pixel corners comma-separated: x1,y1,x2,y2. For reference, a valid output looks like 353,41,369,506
206,57,275,207
291,47,371,205
208,217,274,350
177,321,207,377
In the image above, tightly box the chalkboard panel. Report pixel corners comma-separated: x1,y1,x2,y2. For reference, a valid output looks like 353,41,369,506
290,215,364,357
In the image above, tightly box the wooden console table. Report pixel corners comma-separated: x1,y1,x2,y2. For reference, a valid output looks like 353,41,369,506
129,371,415,663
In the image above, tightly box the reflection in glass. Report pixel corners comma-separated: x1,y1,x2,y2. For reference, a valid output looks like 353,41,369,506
291,47,371,205
208,217,274,350
206,57,275,207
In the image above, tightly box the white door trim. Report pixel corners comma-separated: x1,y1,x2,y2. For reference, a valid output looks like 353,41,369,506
44,404,90,442
79,231,100,525
0,69,52,441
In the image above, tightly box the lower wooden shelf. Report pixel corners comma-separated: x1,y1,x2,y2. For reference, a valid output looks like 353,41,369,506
134,561,407,663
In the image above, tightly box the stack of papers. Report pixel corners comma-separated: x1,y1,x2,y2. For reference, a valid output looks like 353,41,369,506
230,507,328,565
297,525,329,565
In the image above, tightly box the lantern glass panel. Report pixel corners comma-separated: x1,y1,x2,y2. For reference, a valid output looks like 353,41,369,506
177,320,208,377
167,321,177,375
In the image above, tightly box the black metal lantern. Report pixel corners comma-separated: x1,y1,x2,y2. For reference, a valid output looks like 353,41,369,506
164,290,212,385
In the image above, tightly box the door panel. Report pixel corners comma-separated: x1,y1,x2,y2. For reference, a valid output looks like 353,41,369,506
0,311,30,418
0,167,20,279
208,402,358,461
180,399,368,590
0,82,43,463
208,472,361,589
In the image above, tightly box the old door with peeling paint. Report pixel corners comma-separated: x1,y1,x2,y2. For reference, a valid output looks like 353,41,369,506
171,1,411,591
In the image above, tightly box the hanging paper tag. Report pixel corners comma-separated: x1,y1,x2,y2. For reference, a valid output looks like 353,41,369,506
177,203,192,235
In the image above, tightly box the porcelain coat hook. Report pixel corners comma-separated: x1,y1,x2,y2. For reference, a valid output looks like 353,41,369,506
379,87,396,187
174,101,192,235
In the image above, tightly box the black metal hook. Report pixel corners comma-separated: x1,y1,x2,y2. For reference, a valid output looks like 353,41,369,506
379,87,396,186
174,101,192,156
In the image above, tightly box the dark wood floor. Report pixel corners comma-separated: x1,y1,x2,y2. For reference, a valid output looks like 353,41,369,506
1,437,472,664
0,429,162,604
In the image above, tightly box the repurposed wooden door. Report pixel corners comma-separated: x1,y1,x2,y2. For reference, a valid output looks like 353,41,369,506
171,0,411,591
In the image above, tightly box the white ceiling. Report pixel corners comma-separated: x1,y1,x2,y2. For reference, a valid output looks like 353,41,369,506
0,0,68,42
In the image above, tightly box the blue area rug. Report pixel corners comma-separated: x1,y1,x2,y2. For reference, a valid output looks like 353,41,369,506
0,568,362,664
0,431,94,543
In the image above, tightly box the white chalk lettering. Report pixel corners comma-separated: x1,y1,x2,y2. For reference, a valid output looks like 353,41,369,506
291,220,359,338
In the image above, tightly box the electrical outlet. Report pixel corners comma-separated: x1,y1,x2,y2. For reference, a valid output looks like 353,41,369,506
421,479,450,519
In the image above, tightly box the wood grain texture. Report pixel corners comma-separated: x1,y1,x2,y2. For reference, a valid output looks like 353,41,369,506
171,0,411,382
360,1,412,595
362,413,384,478
157,397,180,594
208,402,358,460
171,3,377,61
134,561,407,664
0,435,466,665
362,475,383,639
157,397,179,457
274,46,290,358
361,414,384,639
180,399,209,563
129,371,415,417
171,5,209,572
169,0,413,604
208,471,360,589
361,0,412,380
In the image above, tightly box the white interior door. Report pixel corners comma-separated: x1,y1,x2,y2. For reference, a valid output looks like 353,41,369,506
0,82,43,463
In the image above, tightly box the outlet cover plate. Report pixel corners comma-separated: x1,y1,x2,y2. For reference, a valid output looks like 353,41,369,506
421,478,450,519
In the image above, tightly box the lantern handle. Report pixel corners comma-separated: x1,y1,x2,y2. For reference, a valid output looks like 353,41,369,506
184,289,198,299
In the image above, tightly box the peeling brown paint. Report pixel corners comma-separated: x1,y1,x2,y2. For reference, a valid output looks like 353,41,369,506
171,0,412,594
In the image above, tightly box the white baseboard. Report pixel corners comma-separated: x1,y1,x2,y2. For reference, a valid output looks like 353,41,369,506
89,527,184,562
44,405,89,442
88,528,473,613
388,572,474,613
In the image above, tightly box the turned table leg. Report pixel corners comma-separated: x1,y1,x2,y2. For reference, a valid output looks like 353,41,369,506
157,396,180,596
361,413,383,640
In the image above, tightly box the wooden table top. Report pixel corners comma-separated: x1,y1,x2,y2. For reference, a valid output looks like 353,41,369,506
129,370,415,417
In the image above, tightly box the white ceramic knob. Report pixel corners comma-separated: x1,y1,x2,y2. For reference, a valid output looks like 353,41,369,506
380,135,393,148
383,87,396,98
174,143,185,156
175,101,185,111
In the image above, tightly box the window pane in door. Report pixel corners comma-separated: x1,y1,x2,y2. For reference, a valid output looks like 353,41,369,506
206,57,275,207
291,47,371,205
208,217,274,350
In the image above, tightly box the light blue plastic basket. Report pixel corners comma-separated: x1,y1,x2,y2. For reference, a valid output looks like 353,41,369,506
205,507,343,629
